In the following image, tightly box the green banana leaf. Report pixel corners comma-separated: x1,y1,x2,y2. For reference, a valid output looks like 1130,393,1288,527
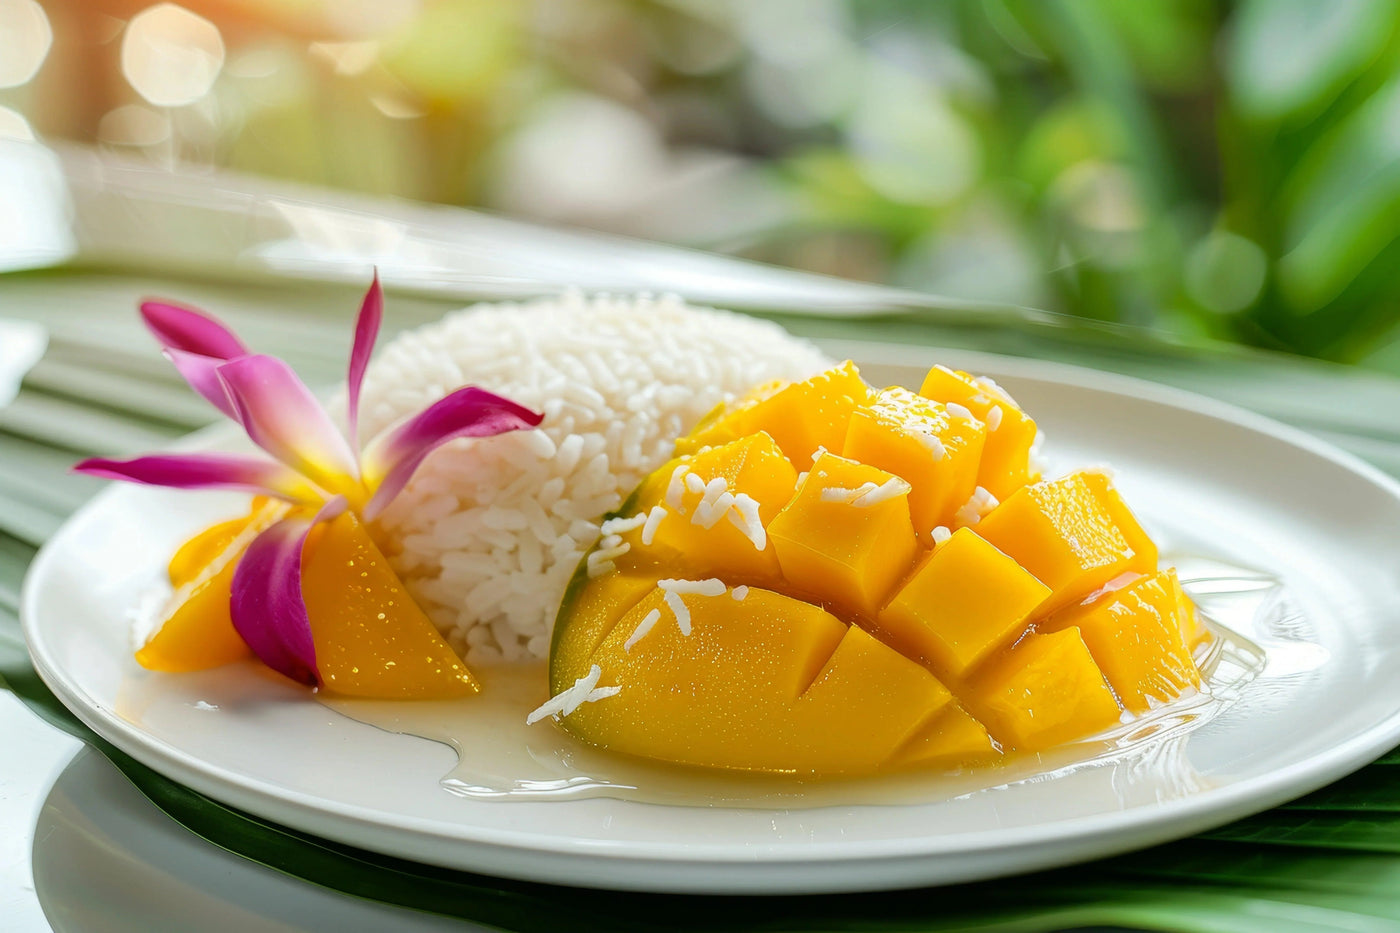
5,268,1400,932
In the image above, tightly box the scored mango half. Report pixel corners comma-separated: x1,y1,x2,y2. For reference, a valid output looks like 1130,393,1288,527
550,361,1207,775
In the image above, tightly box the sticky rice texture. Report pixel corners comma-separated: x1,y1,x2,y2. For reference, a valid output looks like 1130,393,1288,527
357,292,831,664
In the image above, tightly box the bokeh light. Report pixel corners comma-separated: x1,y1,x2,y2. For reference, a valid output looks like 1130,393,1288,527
121,4,225,107
0,105,35,140
0,0,52,89
1186,231,1268,314
97,105,172,149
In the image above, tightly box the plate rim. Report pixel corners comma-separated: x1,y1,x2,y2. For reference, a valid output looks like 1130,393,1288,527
22,346,1400,891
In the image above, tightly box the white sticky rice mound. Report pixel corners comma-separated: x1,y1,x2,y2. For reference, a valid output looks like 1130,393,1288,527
357,292,831,665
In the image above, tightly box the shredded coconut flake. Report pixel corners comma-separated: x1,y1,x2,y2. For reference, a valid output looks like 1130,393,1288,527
821,482,875,504
986,405,1004,432
946,402,976,423
822,480,907,507
852,476,911,507
954,485,999,527
916,432,946,461
726,492,766,549
659,577,727,596
641,504,667,546
731,585,749,601
662,589,691,635
795,471,809,487
526,664,619,724
931,525,952,544
665,465,689,511
973,374,1017,406
684,472,707,495
600,513,647,535
623,608,661,652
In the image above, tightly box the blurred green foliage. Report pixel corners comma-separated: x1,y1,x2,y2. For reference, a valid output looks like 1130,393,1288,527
22,0,1400,368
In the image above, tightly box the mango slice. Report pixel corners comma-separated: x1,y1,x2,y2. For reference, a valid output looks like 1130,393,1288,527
302,511,478,699
892,703,999,769
918,366,1038,499
643,433,796,585
138,499,290,672
767,451,919,621
1044,570,1200,714
677,361,872,467
551,359,1207,775
842,386,986,539
968,628,1122,752
168,516,251,589
878,528,1050,678
975,472,1155,613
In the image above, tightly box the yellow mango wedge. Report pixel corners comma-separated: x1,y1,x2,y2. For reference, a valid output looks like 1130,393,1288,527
678,361,872,467
918,366,1039,499
842,386,986,538
1043,569,1201,714
301,511,479,699
550,359,1209,775
138,499,290,672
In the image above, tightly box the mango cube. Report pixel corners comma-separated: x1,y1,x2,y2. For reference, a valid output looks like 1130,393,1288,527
794,626,953,773
767,451,919,620
891,703,1000,769
919,365,1038,499
1081,470,1159,573
678,361,871,467
842,386,986,540
878,528,1050,677
970,628,1121,752
642,432,796,584
1046,570,1201,714
975,471,1152,613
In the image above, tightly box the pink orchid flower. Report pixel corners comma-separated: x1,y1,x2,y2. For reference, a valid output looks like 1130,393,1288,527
75,275,543,687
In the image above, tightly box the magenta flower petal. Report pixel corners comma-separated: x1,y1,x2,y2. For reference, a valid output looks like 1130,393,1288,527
345,271,383,451
73,452,318,501
230,497,346,688
165,348,238,420
140,300,249,360
217,354,361,498
360,386,543,519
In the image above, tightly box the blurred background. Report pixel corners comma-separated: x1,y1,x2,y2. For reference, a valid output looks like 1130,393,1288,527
4,0,1400,371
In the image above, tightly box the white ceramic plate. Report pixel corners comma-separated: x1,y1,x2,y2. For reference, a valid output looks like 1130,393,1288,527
23,346,1400,895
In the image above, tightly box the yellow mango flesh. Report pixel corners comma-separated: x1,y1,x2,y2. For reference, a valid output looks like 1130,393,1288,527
677,361,872,467
878,528,1050,678
967,628,1122,752
168,516,250,589
892,703,998,769
767,451,919,621
975,472,1154,614
302,511,478,699
552,360,1205,775
138,500,290,672
842,386,986,539
561,585,953,774
642,433,796,585
1044,570,1201,714
918,366,1038,500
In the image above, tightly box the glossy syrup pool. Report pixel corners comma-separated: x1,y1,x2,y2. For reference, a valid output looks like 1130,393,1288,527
316,551,1281,809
